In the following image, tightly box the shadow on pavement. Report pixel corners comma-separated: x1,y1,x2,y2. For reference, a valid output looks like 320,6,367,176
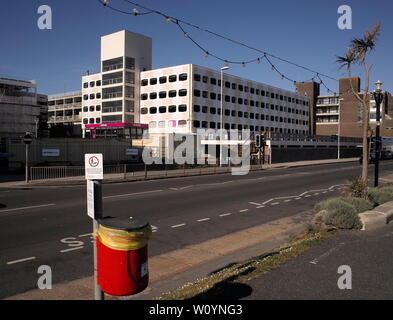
187,281,253,300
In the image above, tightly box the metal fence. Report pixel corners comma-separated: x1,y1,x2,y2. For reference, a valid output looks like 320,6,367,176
29,163,242,181
30,164,128,181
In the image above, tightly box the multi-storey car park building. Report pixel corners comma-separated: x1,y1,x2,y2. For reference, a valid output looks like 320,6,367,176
47,91,82,136
0,77,47,141
139,64,310,138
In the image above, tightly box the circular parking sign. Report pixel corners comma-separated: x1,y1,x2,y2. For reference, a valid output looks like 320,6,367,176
23,134,33,145
89,156,99,167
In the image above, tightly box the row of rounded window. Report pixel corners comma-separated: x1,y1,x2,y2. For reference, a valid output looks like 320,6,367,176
141,104,308,123
83,80,102,88
194,90,307,108
191,121,307,134
82,105,101,112
141,104,187,114
193,104,307,116
83,93,101,100
83,118,101,124
141,73,188,86
141,89,188,100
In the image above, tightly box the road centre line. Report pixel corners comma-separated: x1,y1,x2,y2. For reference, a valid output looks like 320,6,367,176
197,218,211,222
6,257,36,265
0,203,55,213
239,209,249,213
256,205,266,209
219,213,232,217
171,223,186,228
103,189,163,199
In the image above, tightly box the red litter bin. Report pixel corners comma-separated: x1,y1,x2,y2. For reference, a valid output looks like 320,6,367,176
96,216,152,296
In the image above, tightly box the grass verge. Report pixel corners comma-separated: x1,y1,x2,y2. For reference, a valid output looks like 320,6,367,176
157,230,333,300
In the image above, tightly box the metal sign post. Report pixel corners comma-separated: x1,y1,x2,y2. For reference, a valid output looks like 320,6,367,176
85,154,104,300
23,133,33,184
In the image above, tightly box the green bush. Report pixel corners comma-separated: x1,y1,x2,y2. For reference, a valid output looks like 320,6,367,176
368,187,393,206
314,197,363,230
339,197,374,212
324,210,363,230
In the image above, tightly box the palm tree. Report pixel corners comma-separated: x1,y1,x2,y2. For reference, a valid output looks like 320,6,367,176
336,22,381,196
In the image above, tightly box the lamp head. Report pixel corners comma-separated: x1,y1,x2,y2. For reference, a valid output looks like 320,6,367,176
375,80,383,92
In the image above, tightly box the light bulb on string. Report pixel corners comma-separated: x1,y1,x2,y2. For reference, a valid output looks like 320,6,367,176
133,8,139,15
103,0,109,6
204,51,209,58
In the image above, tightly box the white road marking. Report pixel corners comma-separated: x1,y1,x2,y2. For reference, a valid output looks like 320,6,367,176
78,233,92,238
249,202,262,206
257,184,348,208
7,257,36,265
60,246,84,253
171,223,186,228
151,225,158,233
103,189,163,199
0,203,55,213
239,209,249,213
271,202,280,206
197,218,211,222
256,205,266,209
219,213,232,217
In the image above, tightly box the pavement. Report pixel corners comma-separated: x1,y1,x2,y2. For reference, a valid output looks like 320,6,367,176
1,158,393,300
243,222,393,300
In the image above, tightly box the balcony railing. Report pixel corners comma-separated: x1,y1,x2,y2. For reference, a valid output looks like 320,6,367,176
102,92,123,99
102,64,123,72
102,78,123,86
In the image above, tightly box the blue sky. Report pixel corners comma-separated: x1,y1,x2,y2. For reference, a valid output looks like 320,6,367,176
0,0,392,95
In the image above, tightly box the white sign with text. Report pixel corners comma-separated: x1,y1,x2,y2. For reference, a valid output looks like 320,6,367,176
85,154,103,180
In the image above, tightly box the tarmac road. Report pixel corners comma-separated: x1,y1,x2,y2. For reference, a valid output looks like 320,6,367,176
0,160,392,298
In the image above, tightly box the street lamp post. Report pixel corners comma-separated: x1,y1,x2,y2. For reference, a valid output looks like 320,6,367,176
220,65,229,167
373,80,384,187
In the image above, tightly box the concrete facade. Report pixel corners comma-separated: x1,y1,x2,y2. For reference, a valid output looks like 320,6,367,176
81,30,152,137
0,77,48,140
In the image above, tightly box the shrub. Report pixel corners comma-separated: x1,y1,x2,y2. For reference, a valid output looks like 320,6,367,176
314,197,363,230
348,176,368,198
368,187,393,206
339,197,374,212
324,210,363,230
